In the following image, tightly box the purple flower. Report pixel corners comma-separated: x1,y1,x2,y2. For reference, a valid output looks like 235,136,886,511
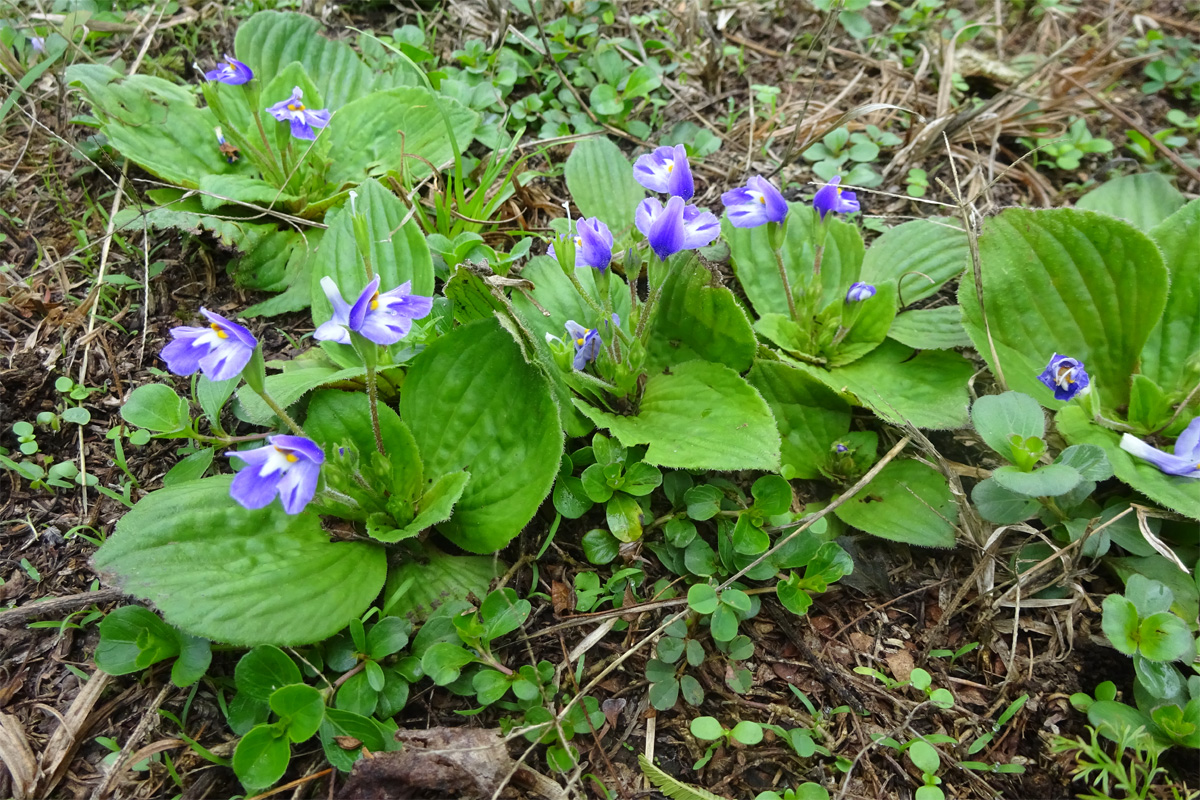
30,36,45,54
1037,353,1090,402
722,175,789,228
227,435,324,514
845,282,876,302
813,176,860,219
161,307,257,382
204,54,253,85
835,443,849,454
266,87,330,141
635,196,720,260
633,144,694,200
565,321,601,370
314,276,433,347
1120,417,1200,479
548,217,614,272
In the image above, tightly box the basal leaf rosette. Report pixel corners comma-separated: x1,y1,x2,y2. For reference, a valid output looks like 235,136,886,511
93,477,386,646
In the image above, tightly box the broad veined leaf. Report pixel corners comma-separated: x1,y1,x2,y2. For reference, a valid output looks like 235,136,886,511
645,256,757,372
1143,199,1200,395
1075,173,1185,232
325,87,478,185
960,208,1168,411
235,10,377,110
93,477,386,646
382,544,504,621
66,64,231,188
970,391,1045,461
1056,405,1200,520
309,179,435,330
574,361,780,470
860,217,969,305
746,360,851,480
725,204,864,317
794,338,974,429
563,137,645,231
197,174,302,213
401,318,563,552
834,459,958,548
887,306,971,350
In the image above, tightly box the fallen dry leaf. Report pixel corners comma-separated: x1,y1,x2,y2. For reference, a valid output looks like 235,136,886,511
550,580,573,616
885,650,915,682
0,714,35,800
338,727,565,800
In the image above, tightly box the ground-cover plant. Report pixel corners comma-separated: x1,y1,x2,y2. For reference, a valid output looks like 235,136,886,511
1080,574,1200,752
960,192,1200,520
74,64,1200,795
1019,118,1114,171
66,10,479,313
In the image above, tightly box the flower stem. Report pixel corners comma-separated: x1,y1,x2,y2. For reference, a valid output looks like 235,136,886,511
636,280,665,342
250,108,283,182
812,242,825,278
568,269,632,345
364,364,386,456
254,389,306,437
773,245,800,323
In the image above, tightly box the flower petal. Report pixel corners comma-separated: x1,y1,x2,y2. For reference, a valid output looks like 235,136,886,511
635,197,661,239
276,461,320,514
1174,416,1200,460
648,196,687,260
1120,433,1200,477
229,462,281,510
665,143,694,200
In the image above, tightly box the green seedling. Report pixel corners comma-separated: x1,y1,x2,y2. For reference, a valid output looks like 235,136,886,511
689,715,764,769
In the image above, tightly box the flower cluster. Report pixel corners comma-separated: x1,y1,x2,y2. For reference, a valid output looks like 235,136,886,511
632,147,719,259
159,274,432,515
203,55,330,142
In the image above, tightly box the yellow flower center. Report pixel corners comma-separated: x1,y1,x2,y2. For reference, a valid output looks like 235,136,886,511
369,291,380,311
210,323,228,339
576,337,586,346
1056,364,1075,387
288,103,305,111
666,161,673,173
574,236,583,247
